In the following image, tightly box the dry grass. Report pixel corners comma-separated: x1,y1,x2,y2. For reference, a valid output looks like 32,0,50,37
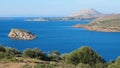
0,62,36,68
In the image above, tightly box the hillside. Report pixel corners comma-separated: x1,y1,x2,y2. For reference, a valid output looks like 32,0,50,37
0,45,106,68
69,9,103,19
73,14,120,32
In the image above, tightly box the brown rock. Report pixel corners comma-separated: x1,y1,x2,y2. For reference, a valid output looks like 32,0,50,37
8,28,36,40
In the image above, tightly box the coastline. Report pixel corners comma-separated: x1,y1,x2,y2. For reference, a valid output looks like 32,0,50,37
72,24,120,32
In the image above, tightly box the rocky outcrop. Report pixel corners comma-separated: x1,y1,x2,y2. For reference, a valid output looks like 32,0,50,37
73,14,120,32
8,29,36,40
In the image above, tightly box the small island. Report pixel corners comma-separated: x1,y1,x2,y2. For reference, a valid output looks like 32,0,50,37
8,28,36,40
73,14,120,32
25,18,48,22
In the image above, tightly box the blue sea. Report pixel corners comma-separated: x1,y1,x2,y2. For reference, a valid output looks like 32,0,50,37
0,17,120,61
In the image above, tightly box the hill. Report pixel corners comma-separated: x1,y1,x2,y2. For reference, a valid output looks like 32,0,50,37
73,14,120,32
69,9,103,19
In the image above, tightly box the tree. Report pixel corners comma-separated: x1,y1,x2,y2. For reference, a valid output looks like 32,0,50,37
23,48,34,58
64,46,106,66
116,56,120,67
51,50,60,56
0,52,5,60
23,48,47,60
5,47,21,59
61,54,68,62
0,45,6,59
48,50,61,61
32,48,46,60
65,52,79,65
0,45,5,52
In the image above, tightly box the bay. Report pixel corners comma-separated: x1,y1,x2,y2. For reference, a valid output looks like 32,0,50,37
0,17,120,61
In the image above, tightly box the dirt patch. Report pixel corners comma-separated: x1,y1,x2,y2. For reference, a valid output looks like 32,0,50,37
0,62,36,68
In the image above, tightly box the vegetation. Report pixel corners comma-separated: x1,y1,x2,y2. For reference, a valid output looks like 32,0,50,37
48,50,61,61
34,64,57,68
76,63,91,68
21,64,32,68
73,14,120,32
89,14,120,27
63,46,105,66
107,57,120,68
0,44,120,68
23,48,47,60
0,45,21,60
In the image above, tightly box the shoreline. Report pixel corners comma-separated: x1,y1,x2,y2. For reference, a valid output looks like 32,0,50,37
72,24,120,32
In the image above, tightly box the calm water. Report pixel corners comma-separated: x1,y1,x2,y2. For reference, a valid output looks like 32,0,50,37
0,18,120,61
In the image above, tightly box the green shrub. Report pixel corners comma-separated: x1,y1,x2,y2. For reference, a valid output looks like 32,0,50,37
0,45,5,52
21,64,32,68
5,47,21,59
116,56,120,67
0,52,5,59
95,63,108,68
23,48,47,60
48,50,61,61
64,46,106,65
107,64,117,68
23,48,34,58
34,64,56,68
107,57,120,68
0,45,6,60
76,63,91,68
61,54,68,62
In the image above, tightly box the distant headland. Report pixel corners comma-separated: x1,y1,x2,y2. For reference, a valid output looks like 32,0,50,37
25,9,103,21
73,14,120,32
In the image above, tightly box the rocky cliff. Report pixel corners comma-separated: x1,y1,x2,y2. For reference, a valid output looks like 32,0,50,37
8,29,36,40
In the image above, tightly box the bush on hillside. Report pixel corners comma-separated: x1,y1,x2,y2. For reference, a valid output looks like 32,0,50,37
0,45,5,52
34,64,56,68
95,63,108,68
63,46,106,66
5,47,21,59
23,48,47,60
48,50,61,61
76,63,91,68
107,56,120,68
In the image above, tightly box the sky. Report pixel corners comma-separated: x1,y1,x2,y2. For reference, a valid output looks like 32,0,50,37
0,0,120,17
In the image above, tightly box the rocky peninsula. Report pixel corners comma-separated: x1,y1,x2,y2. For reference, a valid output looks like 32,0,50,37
73,14,120,32
8,28,36,40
